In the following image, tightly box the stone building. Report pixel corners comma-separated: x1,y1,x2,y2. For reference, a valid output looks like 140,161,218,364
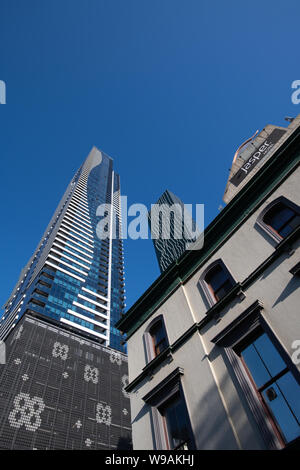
117,115,300,450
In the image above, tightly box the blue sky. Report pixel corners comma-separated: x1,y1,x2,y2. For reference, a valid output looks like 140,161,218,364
0,0,299,311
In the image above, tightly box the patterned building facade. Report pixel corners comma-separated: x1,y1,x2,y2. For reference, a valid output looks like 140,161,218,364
0,147,131,449
0,315,131,450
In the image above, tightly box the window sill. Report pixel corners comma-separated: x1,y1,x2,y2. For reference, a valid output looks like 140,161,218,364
142,347,173,378
275,224,300,255
125,347,173,393
205,282,246,319
289,261,300,277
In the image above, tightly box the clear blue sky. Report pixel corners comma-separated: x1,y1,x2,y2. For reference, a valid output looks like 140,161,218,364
0,0,299,311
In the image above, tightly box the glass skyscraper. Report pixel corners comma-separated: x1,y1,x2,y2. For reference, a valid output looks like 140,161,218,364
0,147,126,352
0,147,131,450
149,190,197,273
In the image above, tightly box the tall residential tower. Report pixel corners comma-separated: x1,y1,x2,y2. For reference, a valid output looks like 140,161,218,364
0,147,131,450
0,147,126,351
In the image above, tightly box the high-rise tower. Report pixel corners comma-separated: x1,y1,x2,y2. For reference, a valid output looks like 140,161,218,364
0,147,131,450
0,147,126,352
148,190,197,273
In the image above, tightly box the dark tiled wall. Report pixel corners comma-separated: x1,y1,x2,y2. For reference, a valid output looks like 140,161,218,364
0,315,131,449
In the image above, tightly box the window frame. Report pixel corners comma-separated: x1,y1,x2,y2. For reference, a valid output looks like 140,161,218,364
256,196,300,244
144,315,169,363
158,392,191,450
235,330,300,447
150,321,168,357
212,300,300,449
142,367,195,450
199,259,236,308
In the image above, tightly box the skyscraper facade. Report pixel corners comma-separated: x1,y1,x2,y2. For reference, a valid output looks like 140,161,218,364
148,190,197,273
0,147,126,352
0,147,131,450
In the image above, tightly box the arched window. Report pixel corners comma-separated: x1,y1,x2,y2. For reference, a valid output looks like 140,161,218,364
257,197,300,243
144,316,169,363
199,260,236,307
149,320,168,357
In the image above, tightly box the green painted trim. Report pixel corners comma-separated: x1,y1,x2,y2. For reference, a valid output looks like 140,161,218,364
117,128,300,337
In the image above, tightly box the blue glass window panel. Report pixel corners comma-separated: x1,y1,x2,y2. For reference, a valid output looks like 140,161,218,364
242,344,271,388
279,224,293,237
268,207,295,231
277,372,300,423
254,334,286,378
262,378,300,443
206,265,229,291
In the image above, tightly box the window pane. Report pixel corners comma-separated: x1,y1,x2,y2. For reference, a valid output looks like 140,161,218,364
173,399,189,443
262,377,300,443
150,321,167,356
253,334,286,378
277,372,300,423
162,396,191,449
206,265,228,291
165,405,180,447
266,206,295,231
279,224,294,237
154,325,165,344
215,279,234,300
280,214,300,237
156,338,167,355
242,343,271,388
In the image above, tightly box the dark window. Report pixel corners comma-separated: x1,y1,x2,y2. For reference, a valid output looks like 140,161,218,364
263,202,300,239
205,263,234,302
149,320,168,357
240,332,300,444
159,394,192,450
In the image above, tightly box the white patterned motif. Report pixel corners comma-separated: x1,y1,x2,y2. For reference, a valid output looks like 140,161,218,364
109,350,122,365
74,420,82,429
122,408,128,416
52,342,69,360
14,325,23,340
84,364,99,384
14,358,21,365
8,392,45,432
62,372,69,379
85,438,92,447
22,374,29,382
121,375,130,398
96,403,112,426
